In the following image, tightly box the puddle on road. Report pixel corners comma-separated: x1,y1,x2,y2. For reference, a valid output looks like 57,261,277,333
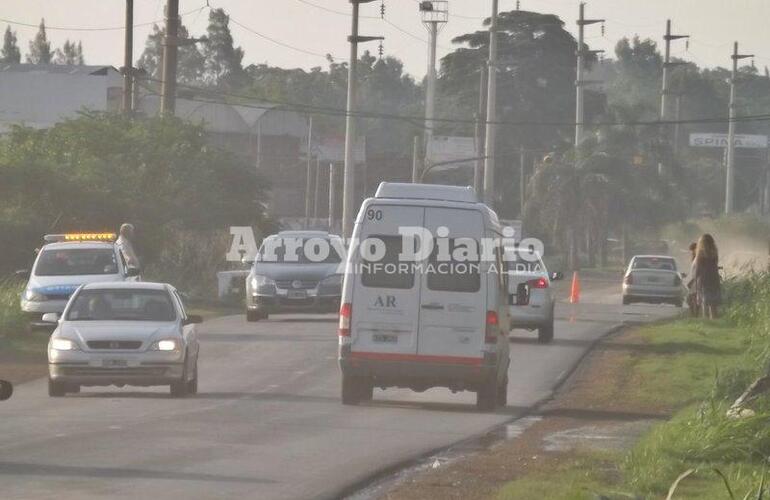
542,420,657,453
344,416,542,500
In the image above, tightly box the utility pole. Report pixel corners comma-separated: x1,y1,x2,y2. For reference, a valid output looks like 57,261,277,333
726,41,753,214
329,163,337,232
672,93,683,156
519,147,526,216
482,0,499,207
575,2,604,148
412,136,421,182
314,159,322,220
342,0,383,238
122,0,134,113
304,116,314,228
474,66,487,195
420,1,448,167
659,19,688,175
160,0,179,115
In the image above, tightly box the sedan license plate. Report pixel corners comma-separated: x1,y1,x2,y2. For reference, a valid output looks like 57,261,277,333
373,334,397,344
646,276,660,283
288,290,307,299
103,359,128,368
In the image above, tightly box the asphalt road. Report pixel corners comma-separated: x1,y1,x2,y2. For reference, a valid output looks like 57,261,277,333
0,280,678,500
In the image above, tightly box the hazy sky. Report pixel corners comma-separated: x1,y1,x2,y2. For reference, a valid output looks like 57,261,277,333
3,1,770,78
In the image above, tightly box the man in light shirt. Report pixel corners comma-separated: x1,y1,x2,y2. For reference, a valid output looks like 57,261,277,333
116,223,141,271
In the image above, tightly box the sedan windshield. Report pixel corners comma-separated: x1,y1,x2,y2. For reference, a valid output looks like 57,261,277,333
35,248,118,276
257,238,343,264
66,289,177,322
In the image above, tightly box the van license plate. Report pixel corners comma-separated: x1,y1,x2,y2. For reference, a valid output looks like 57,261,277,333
373,334,397,344
103,359,127,368
288,290,307,299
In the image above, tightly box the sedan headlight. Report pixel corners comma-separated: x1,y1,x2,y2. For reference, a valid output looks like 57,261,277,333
23,289,46,302
151,339,180,351
251,275,275,289
50,338,77,351
320,274,343,286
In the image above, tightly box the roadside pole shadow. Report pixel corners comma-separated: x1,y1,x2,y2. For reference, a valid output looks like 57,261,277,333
0,461,276,484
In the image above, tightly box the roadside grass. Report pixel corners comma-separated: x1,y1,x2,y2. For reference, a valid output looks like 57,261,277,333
498,281,770,499
0,278,27,338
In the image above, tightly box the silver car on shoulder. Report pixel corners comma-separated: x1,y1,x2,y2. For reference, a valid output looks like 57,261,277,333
46,282,201,397
622,255,686,307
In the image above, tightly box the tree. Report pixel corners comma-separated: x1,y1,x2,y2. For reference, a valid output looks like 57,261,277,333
1,27,21,63
436,10,600,217
0,113,272,281
136,23,204,85
54,40,85,65
202,8,245,88
27,19,52,64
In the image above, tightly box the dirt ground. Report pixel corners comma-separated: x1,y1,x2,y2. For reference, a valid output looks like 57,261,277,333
381,328,674,500
0,338,47,385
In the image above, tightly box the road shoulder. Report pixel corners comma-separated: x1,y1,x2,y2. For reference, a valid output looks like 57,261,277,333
380,318,748,499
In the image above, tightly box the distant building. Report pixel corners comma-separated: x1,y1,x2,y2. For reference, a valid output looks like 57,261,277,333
0,64,123,133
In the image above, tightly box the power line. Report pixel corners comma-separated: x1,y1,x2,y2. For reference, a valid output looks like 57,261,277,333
141,75,770,129
0,5,207,32
227,16,341,60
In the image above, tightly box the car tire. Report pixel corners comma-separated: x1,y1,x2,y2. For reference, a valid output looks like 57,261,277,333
246,310,260,322
497,375,508,407
187,360,198,395
48,378,66,397
622,296,631,305
476,375,498,412
341,374,365,405
673,299,683,308
170,357,190,398
68,384,80,394
538,319,554,344
360,378,374,402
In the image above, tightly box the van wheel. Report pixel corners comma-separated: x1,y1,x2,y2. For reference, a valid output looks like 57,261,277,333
48,378,66,397
342,374,364,405
497,375,508,407
538,320,554,344
476,376,498,412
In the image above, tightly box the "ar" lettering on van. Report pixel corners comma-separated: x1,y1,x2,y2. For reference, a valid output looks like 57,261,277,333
374,295,397,308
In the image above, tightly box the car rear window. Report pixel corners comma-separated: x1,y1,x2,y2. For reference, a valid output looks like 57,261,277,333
632,257,677,271
35,248,118,276
361,235,415,289
427,239,481,293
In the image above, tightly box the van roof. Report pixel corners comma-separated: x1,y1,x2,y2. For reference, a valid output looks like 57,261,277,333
275,230,339,239
374,182,478,203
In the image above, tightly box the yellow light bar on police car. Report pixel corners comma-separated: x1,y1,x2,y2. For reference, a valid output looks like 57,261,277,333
44,233,117,243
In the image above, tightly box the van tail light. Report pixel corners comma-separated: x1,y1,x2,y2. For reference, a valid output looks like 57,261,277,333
485,310,499,344
338,303,352,337
527,277,549,289
624,274,633,285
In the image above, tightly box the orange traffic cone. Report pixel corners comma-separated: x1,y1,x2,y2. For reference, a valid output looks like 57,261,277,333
569,271,581,304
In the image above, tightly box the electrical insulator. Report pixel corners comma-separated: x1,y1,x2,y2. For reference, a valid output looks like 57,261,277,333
381,0,385,19
516,0,520,10
685,39,689,52
378,41,384,58
601,22,605,37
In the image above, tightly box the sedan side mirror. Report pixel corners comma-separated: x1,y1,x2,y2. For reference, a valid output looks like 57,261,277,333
550,271,564,281
41,312,60,323
125,267,141,278
0,380,12,401
184,315,203,325
15,269,30,280
680,272,687,278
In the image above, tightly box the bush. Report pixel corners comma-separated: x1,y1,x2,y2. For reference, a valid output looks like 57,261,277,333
0,278,26,337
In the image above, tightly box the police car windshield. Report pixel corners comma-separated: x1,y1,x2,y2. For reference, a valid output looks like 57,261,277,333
35,248,118,276
66,289,177,322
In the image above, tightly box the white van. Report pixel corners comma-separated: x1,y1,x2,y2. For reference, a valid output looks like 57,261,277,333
338,183,510,411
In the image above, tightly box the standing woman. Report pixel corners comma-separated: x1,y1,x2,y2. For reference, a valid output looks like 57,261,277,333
693,234,721,319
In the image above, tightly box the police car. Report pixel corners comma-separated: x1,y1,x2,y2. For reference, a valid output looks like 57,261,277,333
19,233,141,328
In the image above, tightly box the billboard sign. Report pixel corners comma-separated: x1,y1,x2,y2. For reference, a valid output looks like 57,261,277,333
689,133,768,149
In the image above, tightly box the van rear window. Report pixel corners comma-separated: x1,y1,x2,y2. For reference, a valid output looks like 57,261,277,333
427,239,481,293
361,235,415,289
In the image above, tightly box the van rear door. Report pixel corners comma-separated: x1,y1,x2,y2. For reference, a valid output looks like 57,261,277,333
417,207,486,360
351,204,424,357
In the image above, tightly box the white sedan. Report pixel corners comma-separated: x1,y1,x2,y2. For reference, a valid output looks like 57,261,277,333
622,255,686,307
45,282,201,397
